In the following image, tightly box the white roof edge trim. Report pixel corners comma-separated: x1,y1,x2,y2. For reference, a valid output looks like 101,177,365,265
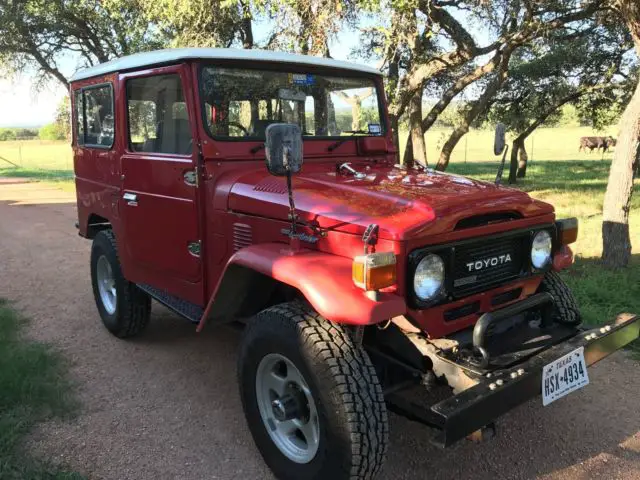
69,48,382,82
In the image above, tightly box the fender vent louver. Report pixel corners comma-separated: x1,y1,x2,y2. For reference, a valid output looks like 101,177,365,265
233,223,253,252
253,178,288,194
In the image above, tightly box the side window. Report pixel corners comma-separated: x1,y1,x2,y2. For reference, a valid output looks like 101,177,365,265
127,74,192,155
74,90,84,146
84,85,114,147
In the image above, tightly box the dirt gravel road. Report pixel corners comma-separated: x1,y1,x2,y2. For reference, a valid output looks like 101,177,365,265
1,179,640,480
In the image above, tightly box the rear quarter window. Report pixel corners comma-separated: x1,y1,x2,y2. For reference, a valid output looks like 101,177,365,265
74,83,114,148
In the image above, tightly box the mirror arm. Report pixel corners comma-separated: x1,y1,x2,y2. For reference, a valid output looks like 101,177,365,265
286,168,297,234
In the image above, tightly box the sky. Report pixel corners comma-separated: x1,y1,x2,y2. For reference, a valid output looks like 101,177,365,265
0,9,486,128
0,53,78,128
0,20,366,129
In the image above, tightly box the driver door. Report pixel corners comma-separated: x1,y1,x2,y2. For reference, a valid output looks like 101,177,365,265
119,65,203,303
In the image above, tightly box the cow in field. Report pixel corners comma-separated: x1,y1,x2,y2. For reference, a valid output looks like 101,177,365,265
579,136,616,153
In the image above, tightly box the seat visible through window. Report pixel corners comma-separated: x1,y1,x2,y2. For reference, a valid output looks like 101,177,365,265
127,74,192,155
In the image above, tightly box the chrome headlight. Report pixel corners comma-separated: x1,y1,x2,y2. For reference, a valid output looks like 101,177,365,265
531,230,552,269
414,254,445,300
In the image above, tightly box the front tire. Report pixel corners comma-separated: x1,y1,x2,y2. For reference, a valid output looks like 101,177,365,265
238,302,388,480
538,271,581,326
90,230,151,337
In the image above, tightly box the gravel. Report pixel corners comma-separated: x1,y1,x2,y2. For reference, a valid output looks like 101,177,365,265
1,180,639,480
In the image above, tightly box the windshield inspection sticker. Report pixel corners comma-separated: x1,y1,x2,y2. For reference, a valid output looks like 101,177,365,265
289,73,315,85
368,123,382,135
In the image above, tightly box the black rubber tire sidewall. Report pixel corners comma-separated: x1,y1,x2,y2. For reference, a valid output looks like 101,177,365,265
238,305,387,480
90,230,150,337
91,231,122,332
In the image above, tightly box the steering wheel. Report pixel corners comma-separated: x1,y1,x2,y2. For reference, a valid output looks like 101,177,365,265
228,122,249,136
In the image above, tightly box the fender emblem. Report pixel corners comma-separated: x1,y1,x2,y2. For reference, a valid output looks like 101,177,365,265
281,228,319,244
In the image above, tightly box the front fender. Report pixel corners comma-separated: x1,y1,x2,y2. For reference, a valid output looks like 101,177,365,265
197,243,406,331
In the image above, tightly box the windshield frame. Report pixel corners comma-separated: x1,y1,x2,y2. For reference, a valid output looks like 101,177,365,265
196,61,387,144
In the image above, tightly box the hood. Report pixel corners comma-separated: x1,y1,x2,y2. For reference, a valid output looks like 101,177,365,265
228,164,554,240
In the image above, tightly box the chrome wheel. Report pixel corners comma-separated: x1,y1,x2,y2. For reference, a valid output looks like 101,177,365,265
255,353,320,464
96,255,116,315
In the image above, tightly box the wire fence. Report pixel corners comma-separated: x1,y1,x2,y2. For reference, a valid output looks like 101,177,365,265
0,139,73,174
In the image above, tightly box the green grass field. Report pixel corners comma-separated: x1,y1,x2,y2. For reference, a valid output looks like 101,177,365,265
0,127,637,350
0,140,74,191
0,300,82,479
399,125,619,164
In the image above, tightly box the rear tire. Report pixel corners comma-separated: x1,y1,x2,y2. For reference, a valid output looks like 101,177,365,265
538,271,581,326
238,302,388,480
90,230,151,337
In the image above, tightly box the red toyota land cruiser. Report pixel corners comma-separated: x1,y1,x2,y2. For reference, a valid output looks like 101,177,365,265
70,48,639,480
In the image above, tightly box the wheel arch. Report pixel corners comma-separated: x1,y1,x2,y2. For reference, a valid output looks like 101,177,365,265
198,243,407,331
84,213,112,239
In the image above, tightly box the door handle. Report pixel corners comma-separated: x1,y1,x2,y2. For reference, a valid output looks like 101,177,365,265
123,192,138,206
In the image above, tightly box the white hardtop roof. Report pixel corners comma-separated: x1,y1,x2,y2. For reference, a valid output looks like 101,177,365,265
70,47,382,82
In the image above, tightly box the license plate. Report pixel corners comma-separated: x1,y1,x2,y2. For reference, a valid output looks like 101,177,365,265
542,347,589,406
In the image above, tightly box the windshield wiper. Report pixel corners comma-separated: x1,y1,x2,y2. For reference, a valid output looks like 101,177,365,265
250,131,312,154
328,130,369,152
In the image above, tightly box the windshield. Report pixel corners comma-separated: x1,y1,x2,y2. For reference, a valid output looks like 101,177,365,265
200,66,383,140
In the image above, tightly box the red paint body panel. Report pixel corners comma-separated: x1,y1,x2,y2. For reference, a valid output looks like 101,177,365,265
228,163,553,241
71,55,567,338
410,276,544,338
198,243,406,331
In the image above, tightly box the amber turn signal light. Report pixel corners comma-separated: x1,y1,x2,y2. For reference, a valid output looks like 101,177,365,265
352,252,397,291
556,218,578,245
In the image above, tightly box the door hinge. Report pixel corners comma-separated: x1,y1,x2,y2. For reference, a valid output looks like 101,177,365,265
188,240,201,257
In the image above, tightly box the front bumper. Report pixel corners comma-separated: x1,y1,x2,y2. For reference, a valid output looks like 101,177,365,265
389,313,640,448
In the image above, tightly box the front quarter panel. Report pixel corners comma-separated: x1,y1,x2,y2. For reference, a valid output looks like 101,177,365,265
198,243,407,330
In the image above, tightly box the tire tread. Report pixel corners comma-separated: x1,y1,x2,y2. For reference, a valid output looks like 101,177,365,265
539,271,581,325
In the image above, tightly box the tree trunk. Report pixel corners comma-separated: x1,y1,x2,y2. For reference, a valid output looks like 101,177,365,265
421,51,502,132
407,89,427,167
436,50,512,171
402,135,414,166
602,77,640,268
350,102,361,131
601,0,640,268
389,114,400,160
517,143,528,178
508,139,521,184
437,127,468,171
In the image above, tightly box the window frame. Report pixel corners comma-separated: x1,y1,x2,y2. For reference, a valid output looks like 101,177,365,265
197,62,387,143
73,89,85,146
74,82,115,150
124,72,193,157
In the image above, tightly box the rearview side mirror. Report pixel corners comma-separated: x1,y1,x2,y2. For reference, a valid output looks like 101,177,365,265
494,123,506,155
265,123,303,176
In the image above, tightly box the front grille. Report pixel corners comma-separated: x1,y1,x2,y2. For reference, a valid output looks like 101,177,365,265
407,226,553,309
451,235,528,296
